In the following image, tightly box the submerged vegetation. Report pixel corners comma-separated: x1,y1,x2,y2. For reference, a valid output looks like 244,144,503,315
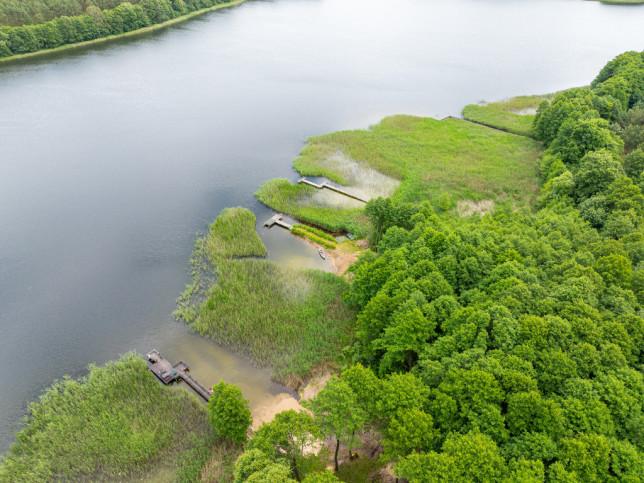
0,354,215,481
175,207,354,385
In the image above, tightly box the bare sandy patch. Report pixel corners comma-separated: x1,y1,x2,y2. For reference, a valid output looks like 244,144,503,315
251,392,303,430
457,199,495,217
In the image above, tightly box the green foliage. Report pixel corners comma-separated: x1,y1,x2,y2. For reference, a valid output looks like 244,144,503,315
208,380,252,444
304,377,367,471
0,353,213,481
247,410,320,481
462,104,536,137
302,470,341,482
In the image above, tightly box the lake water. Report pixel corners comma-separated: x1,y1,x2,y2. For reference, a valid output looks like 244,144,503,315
1,0,643,453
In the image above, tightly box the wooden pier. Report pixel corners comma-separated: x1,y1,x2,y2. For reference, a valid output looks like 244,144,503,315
147,350,211,402
263,213,292,230
297,177,368,203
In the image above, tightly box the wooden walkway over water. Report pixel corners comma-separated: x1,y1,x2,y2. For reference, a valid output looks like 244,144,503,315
263,213,292,230
297,177,368,203
147,350,211,401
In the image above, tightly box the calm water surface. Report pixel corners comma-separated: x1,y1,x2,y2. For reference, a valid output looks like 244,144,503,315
1,0,643,453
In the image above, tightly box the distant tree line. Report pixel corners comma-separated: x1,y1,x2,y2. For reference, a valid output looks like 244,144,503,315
0,0,233,58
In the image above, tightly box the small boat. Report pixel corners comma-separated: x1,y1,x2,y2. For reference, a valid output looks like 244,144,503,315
318,248,327,259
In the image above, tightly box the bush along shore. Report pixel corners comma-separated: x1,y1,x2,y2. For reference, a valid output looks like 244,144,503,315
0,0,245,60
174,207,355,387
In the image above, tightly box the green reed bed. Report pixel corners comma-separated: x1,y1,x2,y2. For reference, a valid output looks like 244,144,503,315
175,208,355,386
461,104,536,137
0,354,212,481
257,116,541,230
298,116,542,208
188,259,353,384
480,93,556,113
292,224,337,242
204,206,266,259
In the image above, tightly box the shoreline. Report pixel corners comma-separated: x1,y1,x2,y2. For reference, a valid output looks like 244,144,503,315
0,0,247,64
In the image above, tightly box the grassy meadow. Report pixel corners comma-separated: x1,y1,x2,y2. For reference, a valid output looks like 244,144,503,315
0,354,217,481
257,115,542,233
175,208,355,387
461,104,536,137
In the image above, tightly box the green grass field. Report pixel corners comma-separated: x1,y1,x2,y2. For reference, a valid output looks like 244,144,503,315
257,116,542,232
461,104,536,137
175,208,355,387
0,354,215,481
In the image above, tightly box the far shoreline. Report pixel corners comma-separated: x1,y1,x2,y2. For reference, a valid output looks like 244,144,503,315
0,0,247,64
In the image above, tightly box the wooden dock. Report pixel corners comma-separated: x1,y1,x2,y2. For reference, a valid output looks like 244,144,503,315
297,177,368,203
147,350,211,401
263,213,292,230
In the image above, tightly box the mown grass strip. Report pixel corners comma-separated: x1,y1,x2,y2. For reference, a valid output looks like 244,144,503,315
292,226,337,249
292,224,337,242
0,354,212,481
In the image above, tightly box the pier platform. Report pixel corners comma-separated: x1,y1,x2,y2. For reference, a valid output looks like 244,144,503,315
297,177,367,203
147,350,211,401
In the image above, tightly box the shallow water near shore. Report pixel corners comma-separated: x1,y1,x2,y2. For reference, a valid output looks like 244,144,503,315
1,0,644,453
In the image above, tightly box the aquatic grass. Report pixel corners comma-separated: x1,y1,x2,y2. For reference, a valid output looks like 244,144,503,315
184,259,354,386
479,93,559,113
294,148,400,202
0,354,213,481
204,207,267,260
301,116,543,208
461,104,536,137
257,116,542,230
175,208,355,387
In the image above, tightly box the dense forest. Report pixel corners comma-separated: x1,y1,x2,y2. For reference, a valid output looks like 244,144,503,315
0,0,235,58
